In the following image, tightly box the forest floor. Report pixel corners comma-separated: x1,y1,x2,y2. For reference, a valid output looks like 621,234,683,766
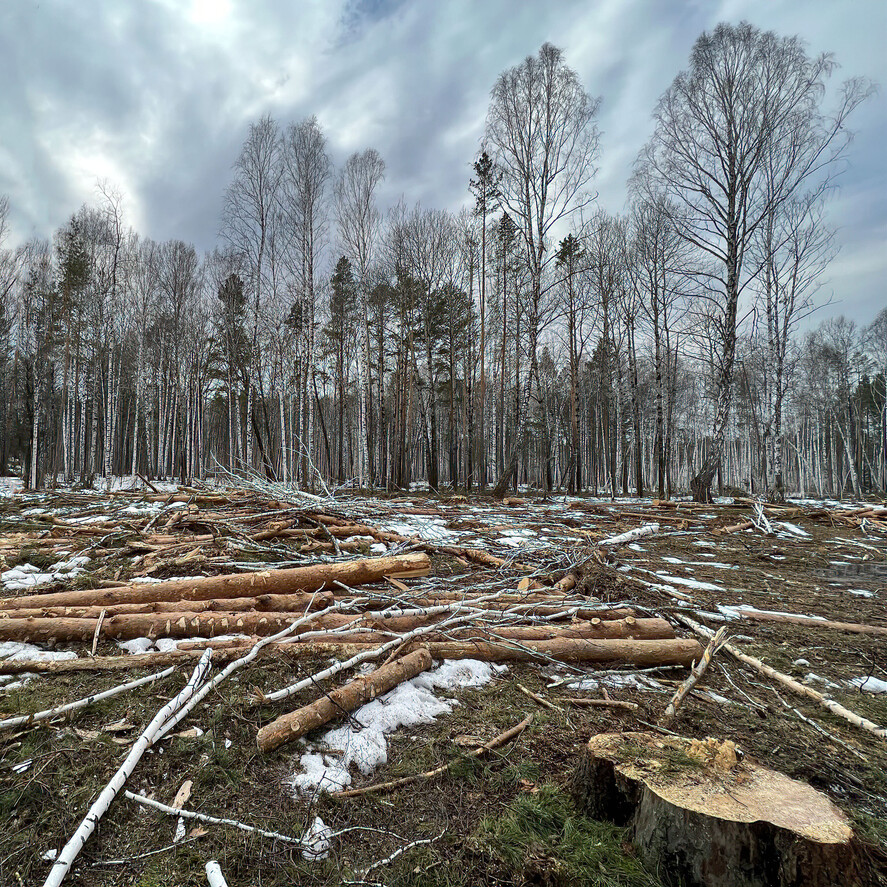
0,483,886,886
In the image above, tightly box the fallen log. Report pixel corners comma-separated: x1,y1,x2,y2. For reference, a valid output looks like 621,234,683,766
0,553,431,611
714,519,754,535
572,731,857,887
0,610,667,644
2,637,704,674
0,591,335,620
256,647,433,751
0,612,306,643
169,617,675,649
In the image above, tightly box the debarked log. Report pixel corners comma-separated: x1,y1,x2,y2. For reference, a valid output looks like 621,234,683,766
0,553,430,611
1,637,703,674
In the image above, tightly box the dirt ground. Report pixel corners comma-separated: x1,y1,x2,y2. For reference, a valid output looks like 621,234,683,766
0,487,885,886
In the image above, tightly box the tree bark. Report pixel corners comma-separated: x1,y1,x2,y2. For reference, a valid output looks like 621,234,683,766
257,647,433,751
0,553,431,611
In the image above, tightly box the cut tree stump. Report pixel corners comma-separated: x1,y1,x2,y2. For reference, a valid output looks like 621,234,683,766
572,731,857,887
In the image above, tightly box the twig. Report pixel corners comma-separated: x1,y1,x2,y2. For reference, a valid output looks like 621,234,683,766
90,837,197,866
361,829,445,877
332,713,533,798
660,625,727,724
517,683,562,712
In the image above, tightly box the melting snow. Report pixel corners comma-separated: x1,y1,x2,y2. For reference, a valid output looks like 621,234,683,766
1,556,90,590
848,676,887,694
301,816,333,860
655,574,723,592
287,659,505,797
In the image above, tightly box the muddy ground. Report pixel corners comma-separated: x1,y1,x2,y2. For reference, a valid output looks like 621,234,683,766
0,487,885,886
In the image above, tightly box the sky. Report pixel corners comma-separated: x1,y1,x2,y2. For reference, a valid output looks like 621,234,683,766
0,0,884,325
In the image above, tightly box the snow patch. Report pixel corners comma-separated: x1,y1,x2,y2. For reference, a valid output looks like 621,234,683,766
655,573,723,592
301,816,333,860
286,659,504,797
847,676,887,694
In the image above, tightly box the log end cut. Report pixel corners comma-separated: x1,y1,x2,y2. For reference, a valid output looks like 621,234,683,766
572,731,857,887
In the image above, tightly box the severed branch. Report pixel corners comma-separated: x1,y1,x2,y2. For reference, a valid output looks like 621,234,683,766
42,650,213,887
0,666,175,731
660,626,728,725
332,712,534,798
676,615,887,741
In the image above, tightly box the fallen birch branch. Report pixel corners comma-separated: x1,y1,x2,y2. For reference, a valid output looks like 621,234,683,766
660,626,727,725
125,790,304,844
676,615,887,742
332,712,534,798
599,524,659,546
42,650,213,887
205,861,229,887
0,666,175,731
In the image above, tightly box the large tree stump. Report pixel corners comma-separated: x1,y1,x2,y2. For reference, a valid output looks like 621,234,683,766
572,732,857,887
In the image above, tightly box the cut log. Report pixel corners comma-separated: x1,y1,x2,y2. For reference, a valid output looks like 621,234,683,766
256,647,433,751
0,553,431,611
572,731,857,887
3,637,703,674
0,591,335,619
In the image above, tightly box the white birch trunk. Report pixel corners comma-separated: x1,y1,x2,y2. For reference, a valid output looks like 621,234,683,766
42,651,212,887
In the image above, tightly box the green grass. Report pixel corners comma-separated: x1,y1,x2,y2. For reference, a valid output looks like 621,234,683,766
475,783,665,887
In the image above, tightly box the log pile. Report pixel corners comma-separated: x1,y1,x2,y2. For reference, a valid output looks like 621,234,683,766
2,485,885,885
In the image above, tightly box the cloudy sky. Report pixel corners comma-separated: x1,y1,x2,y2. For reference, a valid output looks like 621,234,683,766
1,0,884,324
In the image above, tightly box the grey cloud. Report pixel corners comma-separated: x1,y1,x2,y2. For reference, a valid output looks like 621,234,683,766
0,0,882,323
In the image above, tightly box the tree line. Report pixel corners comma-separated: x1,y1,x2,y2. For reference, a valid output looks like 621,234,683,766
0,23,881,501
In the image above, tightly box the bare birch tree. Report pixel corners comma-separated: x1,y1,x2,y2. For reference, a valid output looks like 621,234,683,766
485,42,600,497
636,21,872,500
335,149,385,487
222,115,281,477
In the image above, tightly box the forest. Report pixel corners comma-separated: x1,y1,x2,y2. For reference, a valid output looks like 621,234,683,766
0,24,882,503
